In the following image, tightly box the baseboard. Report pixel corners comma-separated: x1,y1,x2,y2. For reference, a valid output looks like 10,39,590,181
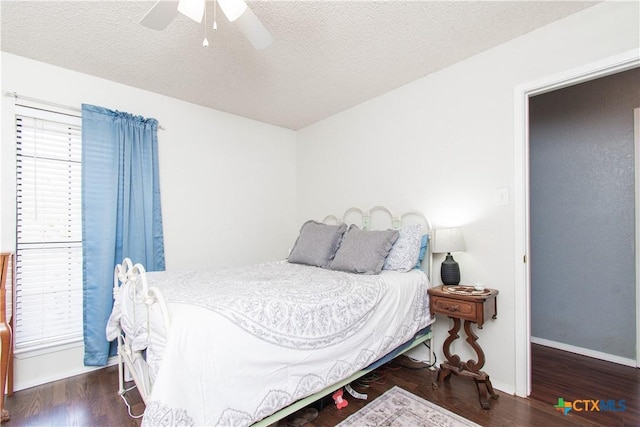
14,350,119,392
531,336,637,367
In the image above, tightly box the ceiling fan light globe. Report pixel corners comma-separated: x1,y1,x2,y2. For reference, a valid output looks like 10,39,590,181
218,0,248,22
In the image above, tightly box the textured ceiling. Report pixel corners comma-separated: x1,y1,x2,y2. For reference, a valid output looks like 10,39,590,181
1,1,598,130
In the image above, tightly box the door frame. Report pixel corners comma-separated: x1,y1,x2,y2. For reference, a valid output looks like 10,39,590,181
513,49,640,397
635,107,640,367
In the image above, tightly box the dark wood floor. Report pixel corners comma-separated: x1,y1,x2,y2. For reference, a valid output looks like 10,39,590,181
3,344,639,426
529,344,639,427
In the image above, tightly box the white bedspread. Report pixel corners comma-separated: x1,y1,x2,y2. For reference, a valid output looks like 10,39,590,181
139,261,431,426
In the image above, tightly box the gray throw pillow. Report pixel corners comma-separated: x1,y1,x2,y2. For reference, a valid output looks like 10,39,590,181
330,225,399,274
288,220,347,268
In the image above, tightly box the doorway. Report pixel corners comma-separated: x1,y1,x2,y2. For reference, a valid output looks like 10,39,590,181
513,49,640,397
528,68,639,365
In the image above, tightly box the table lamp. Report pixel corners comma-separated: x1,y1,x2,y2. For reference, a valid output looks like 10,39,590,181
432,227,466,285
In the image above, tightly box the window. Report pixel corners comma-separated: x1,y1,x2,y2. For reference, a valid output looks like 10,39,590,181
15,105,83,352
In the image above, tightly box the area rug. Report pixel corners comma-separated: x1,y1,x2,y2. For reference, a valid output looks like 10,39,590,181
336,386,480,427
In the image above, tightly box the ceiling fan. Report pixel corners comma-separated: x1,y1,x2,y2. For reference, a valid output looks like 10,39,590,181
140,0,273,50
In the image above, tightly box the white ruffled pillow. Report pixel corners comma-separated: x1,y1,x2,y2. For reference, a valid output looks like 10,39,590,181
383,224,422,272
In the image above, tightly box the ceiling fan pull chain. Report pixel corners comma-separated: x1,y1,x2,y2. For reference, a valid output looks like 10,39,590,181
213,0,218,31
203,0,209,47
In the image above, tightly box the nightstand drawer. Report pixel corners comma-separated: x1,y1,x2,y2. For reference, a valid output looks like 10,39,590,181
428,286,498,327
431,296,477,320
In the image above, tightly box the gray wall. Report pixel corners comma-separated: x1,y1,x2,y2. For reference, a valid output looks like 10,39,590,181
530,68,640,359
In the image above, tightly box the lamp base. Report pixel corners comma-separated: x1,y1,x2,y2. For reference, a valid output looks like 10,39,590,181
441,253,460,285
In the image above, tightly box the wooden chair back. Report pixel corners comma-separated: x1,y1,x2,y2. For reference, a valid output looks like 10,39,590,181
0,253,12,422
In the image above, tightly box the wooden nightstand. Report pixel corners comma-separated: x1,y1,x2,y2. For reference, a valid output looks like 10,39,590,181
428,285,499,409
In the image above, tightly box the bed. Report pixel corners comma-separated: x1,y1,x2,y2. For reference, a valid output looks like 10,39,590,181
106,206,436,426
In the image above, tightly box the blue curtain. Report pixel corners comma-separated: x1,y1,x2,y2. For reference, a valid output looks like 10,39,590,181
82,104,165,366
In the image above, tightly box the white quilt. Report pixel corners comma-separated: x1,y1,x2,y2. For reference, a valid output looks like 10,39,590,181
138,261,431,426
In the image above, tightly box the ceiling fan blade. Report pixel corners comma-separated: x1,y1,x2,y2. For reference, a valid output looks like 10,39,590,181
140,0,180,30
177,0,205,24
217,0,247,22
235,7,273,50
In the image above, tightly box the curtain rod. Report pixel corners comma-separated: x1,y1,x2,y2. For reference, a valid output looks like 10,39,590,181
2,90,165,130
3,90,81,113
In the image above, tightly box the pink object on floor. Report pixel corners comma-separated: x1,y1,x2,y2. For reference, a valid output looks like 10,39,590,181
333,388,348,409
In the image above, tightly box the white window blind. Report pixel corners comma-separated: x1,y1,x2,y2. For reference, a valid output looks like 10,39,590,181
15,104,83,352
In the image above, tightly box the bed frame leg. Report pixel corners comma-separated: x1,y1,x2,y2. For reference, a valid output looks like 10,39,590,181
117,339,125,395
428,334,436,371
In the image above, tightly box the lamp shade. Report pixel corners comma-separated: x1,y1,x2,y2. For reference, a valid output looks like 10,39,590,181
432,227,466,254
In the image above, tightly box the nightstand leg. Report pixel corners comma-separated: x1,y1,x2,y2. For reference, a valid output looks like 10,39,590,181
442,317,461,367
438,366,452,382
432,317,460,390
475,376,499,409
463,320,485,372
432,365,452,390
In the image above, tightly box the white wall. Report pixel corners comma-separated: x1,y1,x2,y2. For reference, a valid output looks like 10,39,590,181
0,53,298,390
296,1,639,395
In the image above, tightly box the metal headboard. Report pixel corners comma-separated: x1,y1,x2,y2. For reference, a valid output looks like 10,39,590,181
323,206,433,282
